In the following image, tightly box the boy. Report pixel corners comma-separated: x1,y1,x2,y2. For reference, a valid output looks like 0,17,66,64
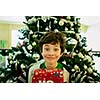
28,31,69,83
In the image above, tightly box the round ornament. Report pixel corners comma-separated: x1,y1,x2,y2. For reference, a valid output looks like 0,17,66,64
59,20,64,26
27,45,32,50
33,53,40,61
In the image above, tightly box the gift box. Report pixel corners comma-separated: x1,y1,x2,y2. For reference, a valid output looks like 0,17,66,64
32,69,64,83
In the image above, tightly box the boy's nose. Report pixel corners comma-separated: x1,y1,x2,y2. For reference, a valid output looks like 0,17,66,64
48,50,55,55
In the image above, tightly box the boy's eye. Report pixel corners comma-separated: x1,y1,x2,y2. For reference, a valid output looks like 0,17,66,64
44,48,49,51
54,48,59,51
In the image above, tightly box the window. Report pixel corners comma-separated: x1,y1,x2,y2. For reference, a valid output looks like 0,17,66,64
11,30,23,47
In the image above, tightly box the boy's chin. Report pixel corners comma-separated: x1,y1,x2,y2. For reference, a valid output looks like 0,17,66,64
46,61,57,64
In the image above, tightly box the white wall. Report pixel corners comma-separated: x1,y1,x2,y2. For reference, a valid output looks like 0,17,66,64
85,21,100,72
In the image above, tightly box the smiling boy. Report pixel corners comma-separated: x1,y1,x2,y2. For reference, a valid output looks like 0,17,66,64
28,31,69,83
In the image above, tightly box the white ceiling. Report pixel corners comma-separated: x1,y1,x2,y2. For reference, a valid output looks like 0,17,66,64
0,16,100,26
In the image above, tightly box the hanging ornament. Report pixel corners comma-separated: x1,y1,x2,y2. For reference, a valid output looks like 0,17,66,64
41,16,47,22
29,30,33,34
8,53,13,60
71,52,77,57
83,65,87,70
76,34,80,40
24,38,29,43
54,19,58,24
64,49,67,53
45,27,49,31
88,52,93,56
78,52,84,59
93,72,98,76
31,17,37,22
0,73,5,77
67,38,78,45
27,19,33,24
66,16,71,20
54,29,59,32
71,68,75,72
87,67,93,74
32,34,37,38
84,55,92,62
20,64,26,69
29,51,32,53
74,65,80,71
71,28,74,31
33,53,40,61
27,17,37,24
92,66,96,71
27,45,32,50
59,19,64,26
62,60,66,65
70,22,74,26
9,60,13,64
32,42,36,46
65,27,68,31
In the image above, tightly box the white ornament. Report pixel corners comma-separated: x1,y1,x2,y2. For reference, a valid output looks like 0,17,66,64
68,38,78,45
74,65,80,71
27,45,32,50
54,20,57,24
41,16,47,22
54,29,59,32
76,34,80,40
32,34,37,38
65,27,68,31
24,38,29,42
62,61,66,65
10,60,13,64
33,53,40,61
83,65,87,70
30,51,32,53
67,16,71,19
31,17,37,22
71,52,76,56
45,27,49,31
29,30,33,34
0,73,5,77
8,54,13,60
92,66,96,71
64,49,67,53
21,64,26,69
93,72,98,76
78,52,84,58
84,55,92,62
59,20,64,26
32,42,36,46
88,52,93,56
71,68,75,72
87,67,93,74
28,19,33,24
70,22,73,26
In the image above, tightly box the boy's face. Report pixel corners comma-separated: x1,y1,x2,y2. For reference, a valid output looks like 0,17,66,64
41,43,63,65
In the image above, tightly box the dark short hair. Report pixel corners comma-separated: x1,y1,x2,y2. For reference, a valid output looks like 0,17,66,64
39,31,66,53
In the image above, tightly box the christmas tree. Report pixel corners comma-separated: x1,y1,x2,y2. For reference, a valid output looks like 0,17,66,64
0,16,100,83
